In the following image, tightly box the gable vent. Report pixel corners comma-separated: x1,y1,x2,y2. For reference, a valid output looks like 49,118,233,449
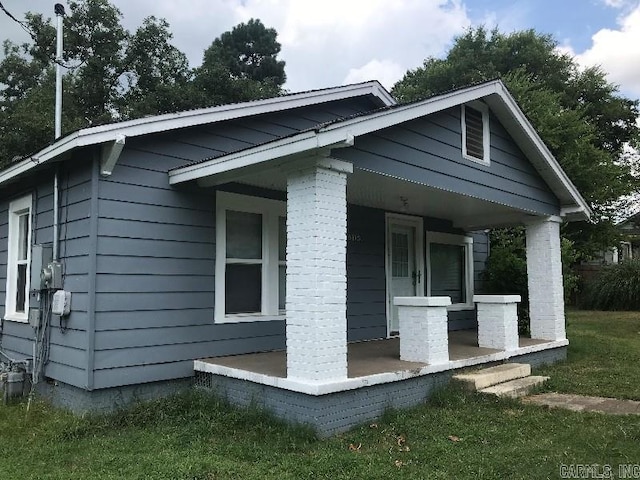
464,106,484,160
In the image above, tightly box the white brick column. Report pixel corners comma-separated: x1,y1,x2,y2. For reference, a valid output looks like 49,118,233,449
285,158,353,382
394,297,451,365
474,295,521,351
525,217,566,341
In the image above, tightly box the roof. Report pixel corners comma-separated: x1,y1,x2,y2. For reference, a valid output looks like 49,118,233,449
0,81,395,185
169,80,592,220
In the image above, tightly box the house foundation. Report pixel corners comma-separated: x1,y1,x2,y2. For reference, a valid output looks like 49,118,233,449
195,346,567,437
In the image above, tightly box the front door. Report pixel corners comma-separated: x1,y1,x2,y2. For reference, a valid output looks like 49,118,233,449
387,215,424,335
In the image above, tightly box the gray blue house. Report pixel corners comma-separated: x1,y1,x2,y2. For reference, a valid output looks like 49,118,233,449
0,80,590,435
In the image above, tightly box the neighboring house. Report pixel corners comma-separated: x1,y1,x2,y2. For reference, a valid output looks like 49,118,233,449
617,211,640,261
580,211,640,267
0,80,590,435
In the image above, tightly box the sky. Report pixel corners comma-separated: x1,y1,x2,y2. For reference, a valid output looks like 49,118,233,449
1,0,640,100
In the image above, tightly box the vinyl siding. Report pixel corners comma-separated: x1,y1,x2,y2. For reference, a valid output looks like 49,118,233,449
91,96,380,389
334,107,561,216
0,159,93,388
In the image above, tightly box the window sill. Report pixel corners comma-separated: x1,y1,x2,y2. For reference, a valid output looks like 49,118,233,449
462,153,490,167
3,313,28,323
216,314,285,324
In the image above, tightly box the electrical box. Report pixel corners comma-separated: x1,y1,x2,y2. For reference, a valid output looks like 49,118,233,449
28,308,40,328
30,244,53,291
52,290,71,316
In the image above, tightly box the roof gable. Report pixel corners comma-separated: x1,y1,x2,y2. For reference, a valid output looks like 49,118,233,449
170,80,591,221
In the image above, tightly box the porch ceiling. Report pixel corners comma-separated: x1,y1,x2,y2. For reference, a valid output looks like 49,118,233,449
217,166,539,230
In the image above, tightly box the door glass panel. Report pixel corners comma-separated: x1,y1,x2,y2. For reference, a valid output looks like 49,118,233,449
392,232,409,277
225,264,261,314
226,210,262,259
430,243,465,303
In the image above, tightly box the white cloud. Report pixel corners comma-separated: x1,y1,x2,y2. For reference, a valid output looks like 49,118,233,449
113,0,471,92
344,59,407,90
573,5,640,97
601,0,630,8
0,0,470,93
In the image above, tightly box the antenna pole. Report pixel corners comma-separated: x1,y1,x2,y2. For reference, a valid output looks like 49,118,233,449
54,3,65,139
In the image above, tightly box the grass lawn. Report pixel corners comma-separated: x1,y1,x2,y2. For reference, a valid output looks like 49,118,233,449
1,310,639,479
538,310,640,400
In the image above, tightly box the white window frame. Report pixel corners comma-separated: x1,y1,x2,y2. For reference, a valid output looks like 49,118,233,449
461,101,490,166
425,231,474,311
215,191,286,323
5,194,33,322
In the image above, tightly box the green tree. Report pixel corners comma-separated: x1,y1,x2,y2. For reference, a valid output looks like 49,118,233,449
0,2,287,165
393,27,640,257
194,18,286,106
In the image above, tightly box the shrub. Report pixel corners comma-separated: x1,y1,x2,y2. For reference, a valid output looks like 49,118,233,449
481,229,583,334
582,260,640,311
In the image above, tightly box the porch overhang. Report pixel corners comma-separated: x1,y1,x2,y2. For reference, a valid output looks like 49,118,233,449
168,79,592,223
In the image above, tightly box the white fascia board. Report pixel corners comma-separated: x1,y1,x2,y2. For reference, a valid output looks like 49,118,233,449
491,83,592,220
169,129,354,184
1,81,394,186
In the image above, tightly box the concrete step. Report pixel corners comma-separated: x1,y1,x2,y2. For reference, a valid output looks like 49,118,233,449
479,376,550,398
453,363,531,391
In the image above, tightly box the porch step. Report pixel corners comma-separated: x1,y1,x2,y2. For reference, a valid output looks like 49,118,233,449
452,363,531,390
479,376,550,398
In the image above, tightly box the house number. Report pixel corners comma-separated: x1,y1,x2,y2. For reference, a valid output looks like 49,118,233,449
348,233,363,242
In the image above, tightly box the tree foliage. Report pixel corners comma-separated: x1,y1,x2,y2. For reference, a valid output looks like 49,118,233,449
193,18,286,106
393,27,640,256
0,1,286,165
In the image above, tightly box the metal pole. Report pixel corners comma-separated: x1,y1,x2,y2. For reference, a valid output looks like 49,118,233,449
53,4,65,261
54,4,64,140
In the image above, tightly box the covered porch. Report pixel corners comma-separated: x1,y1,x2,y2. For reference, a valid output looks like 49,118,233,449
178,153,569,389
169,81,590,435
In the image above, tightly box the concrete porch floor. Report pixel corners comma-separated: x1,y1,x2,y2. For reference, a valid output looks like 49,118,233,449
199,330,549,379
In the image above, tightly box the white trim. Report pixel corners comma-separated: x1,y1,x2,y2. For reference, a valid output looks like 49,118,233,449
425,231,474,311
0,82,394,186
215,191,286,323
385,213,424,337
4,194,33,322
171,80,591,221
169,130,355,185
100,134,126,176
461,102,490,166
393,296,452,307
473,295,522,304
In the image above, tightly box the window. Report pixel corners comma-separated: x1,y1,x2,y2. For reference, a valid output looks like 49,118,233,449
426,231,474,310
5,194,33,321
215,191,286,323
461,103,490,165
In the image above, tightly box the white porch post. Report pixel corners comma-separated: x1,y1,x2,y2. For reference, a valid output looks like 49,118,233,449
394,297,451,365
525,217,566,341
285,157,353,382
